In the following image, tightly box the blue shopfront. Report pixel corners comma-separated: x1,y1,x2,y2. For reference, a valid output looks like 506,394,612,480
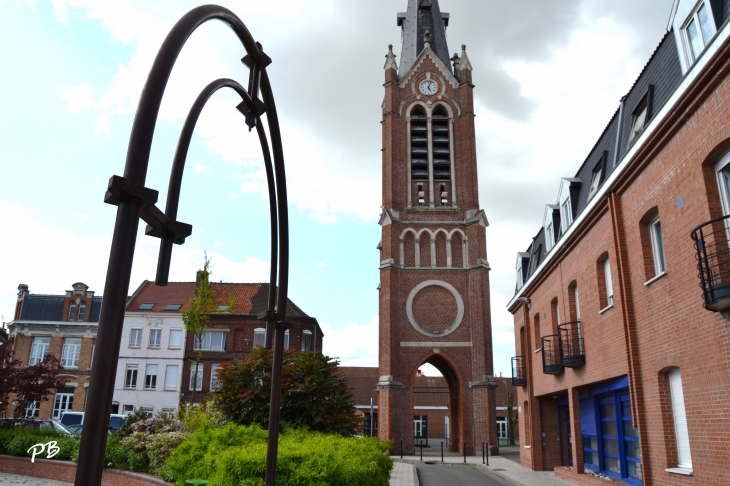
557,376,642,485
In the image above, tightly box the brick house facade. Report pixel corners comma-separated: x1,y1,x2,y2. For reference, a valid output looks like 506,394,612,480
4,283,101,419
377,0,497,456
508,1,730,485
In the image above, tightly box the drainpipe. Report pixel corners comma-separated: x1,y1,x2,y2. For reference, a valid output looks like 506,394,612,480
613,96,626,168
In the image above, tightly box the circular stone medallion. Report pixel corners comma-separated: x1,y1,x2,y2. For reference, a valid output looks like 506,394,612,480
406,280,464,338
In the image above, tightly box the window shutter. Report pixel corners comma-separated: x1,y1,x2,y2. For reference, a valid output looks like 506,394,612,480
165,364,178,390
669,369,692,468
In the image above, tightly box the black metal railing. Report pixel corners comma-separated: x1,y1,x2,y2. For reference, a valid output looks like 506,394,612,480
511,356,527,386
691,215,730,311
541,335,564,374
559,321,585,367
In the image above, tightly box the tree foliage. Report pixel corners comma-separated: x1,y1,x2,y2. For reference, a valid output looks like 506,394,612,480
0,343,67,418
182,253,233,405
214,348,361,436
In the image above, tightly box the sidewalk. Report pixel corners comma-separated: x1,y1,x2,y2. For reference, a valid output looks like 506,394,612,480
0,472,71,485
391,454,572,486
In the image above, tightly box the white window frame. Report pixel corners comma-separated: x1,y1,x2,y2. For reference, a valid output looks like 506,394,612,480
144,363,158,390
210,364,221,391
649,216,667,276
668,369,692,469
60,338,82,368
682,0,716,64
604,258,614,308
25,400,41,418
302,330,313,352
123,404,134,416
715,151,730,216
141,406,154,418
164,363,179,391
29,336,51,366
53,392,74,419
129,328,142,348
124,363,139,389
77,302,86,321
284,330,290,350
543,205,559,252
168,328,182,349
629,96,648,144
253,328,266,349
189,363,203,391
560,198,572,232
149,328,162,349
193,331,227,351
496,417,508,439
588,165,602,200
68,301,77,321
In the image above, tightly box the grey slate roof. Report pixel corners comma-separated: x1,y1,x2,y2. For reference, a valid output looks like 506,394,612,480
398,0,452,81
19,294,103,322
517,29,688,288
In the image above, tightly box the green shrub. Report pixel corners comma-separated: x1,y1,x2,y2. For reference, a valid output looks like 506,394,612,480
5,433,79,461
166,423,393,486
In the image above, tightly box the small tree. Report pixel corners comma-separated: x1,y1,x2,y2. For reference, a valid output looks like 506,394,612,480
506,391,519,446
182,254,233,405
214,348,361,436
0,342,21,417
10,354,68,418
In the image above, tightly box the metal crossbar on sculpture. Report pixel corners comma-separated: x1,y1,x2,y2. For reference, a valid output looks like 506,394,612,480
75,6,290,486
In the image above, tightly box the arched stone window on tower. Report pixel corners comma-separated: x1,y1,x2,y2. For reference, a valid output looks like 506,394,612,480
410,107,428,206
432,106,452,206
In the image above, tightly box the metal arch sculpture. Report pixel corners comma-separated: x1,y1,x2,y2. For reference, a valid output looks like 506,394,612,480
76,6,290,486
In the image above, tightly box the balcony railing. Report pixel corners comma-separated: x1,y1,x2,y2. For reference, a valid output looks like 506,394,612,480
691,215,730,311
511,356,527,386
559,321,585,367
541,335,564,375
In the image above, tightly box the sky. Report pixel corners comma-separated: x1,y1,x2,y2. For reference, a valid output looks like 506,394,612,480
0,0,673,377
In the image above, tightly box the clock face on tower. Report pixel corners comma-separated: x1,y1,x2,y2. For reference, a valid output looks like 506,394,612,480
419,79,438,95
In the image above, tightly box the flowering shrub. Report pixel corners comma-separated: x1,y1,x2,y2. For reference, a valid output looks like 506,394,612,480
116,414,185,474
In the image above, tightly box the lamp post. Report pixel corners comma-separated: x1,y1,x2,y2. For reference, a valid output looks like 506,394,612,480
74,6,290,486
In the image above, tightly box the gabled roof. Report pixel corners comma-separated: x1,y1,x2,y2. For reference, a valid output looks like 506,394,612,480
125,281,309,317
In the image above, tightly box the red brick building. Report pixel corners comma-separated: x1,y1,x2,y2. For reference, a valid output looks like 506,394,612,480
4,283,101,419
377,1,497,456
508,1,730,485
341,367,516,446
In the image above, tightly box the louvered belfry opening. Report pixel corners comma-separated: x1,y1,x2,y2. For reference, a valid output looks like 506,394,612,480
432,106,451,205
411,107,428,205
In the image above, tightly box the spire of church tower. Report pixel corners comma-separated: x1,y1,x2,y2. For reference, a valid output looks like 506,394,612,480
397,0,452,80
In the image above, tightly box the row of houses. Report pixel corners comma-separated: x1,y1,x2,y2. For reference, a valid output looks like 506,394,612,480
509,0,730,484
2,280,323,419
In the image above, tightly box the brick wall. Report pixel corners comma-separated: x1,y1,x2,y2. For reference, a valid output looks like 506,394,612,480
0,455,169,485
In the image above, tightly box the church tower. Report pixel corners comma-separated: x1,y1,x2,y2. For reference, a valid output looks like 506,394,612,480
377,0,497,455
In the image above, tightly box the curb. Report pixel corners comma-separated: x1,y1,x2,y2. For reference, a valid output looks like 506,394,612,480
392,459,420,486
475,463,525,486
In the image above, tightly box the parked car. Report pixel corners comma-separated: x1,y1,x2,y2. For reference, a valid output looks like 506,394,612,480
59,412,126,432
0,419,74,436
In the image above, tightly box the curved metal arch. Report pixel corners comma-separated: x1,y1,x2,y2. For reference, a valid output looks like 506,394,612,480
79,6,290,486
153,78,279,324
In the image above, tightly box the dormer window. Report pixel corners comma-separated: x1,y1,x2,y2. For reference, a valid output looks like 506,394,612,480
544,204,561,252
515,252,530,290
138,302,155,311
546,223,554,251
630,97,648,144
68,302,76,321
588,164,603,200
684,1,714,62
77,302,86,321
561,199,573,232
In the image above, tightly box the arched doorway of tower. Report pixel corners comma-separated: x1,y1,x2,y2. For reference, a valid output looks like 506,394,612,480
413,354,462,454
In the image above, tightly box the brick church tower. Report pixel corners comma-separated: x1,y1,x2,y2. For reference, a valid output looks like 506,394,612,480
377,0,498,455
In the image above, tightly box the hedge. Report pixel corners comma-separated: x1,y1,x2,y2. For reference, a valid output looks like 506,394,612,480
166,424,393,486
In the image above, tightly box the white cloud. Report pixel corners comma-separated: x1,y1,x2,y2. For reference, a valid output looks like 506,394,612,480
315,262,326,268
321,316,378,367
61,83,93,113
0,200,270,321
193,161,208,174
50,0,68,23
